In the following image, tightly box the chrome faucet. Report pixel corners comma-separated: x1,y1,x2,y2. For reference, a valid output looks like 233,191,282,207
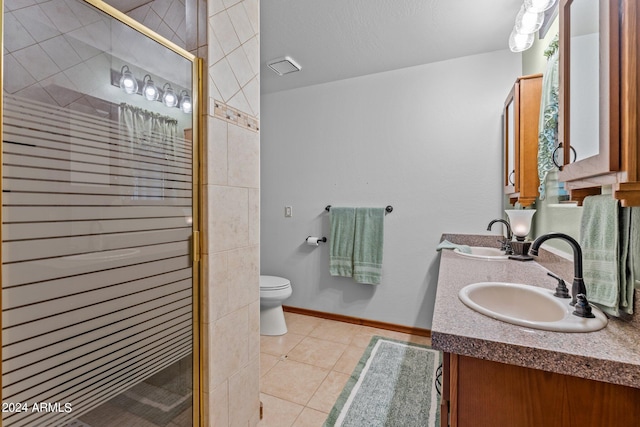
487,219,513,255
529,232,595,318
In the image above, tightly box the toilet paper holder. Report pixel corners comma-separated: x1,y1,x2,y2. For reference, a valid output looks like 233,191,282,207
306,236,327,244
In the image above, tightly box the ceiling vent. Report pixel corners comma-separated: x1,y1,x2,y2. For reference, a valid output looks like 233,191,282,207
267,56,301,76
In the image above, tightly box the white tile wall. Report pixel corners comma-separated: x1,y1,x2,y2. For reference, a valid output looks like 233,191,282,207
12,5,60,42
226,2,253,44
126,0,187,49
39,0,83,33
39,35,83,70
210,57,241,100
204,0,261,424
207,0,260,117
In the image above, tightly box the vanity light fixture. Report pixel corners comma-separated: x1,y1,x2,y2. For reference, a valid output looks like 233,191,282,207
112,66,191,113
162,83,178,108
509,0,557,52
142,74,159,101
505,209,536,261
119,65,138,95
179,90,192,114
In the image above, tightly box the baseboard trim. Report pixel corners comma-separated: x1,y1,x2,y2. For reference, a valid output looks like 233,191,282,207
282,306,431,337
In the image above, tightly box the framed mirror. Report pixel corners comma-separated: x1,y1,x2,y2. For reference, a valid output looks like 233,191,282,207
558,0,620,180
505,91,517,193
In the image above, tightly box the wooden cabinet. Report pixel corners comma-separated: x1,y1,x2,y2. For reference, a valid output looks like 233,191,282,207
504,74,542,207
558,0,640,206
440,353,640,427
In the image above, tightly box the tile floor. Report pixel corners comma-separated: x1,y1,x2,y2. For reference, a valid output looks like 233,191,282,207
73,356,192,427
258,312,431,427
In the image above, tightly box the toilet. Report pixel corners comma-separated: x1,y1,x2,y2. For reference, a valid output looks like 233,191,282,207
260,275,292,336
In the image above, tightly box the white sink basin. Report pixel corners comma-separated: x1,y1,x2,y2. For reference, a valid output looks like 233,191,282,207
453,246,509,260
458,282,608,332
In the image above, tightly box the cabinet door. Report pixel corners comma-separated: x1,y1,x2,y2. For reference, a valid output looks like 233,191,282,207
557,0,640,206
449,354,640,427
517,76,542,207
558,0,620,179
503,75,542,207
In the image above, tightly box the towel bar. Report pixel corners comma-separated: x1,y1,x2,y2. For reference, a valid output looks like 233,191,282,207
325,205,393,213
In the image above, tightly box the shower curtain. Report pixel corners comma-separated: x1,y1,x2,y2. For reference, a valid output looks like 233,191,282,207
119,103,179,200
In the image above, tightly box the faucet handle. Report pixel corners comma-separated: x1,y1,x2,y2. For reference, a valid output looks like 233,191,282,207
547,272,570,299
497,238,514,255
573,294,596,318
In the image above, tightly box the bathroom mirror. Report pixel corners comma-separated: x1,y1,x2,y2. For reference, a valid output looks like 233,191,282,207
504,94,516,192
568,0,599,161
558,0,620,178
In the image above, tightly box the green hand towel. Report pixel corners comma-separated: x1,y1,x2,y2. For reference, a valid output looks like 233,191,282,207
329,207,356,278
619,207,633,313
436,240,472,254
353,208,385,285
581,195,620,315
631,208,640,290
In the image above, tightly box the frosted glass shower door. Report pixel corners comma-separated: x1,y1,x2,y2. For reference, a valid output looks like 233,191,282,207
1,0,199,426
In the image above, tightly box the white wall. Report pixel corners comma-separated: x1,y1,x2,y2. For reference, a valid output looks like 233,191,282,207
261,50,521,329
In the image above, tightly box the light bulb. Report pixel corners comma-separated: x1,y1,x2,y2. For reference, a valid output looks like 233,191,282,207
179,90,192,114
524,0,556,13
509,28,534,52
515,5,544,34
142,75,158,101
119,65,138,95
162,83,178,108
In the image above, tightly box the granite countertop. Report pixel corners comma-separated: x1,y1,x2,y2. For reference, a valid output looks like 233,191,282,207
431,237,640,389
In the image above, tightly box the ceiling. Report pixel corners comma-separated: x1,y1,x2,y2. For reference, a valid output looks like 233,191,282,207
261,0,524,94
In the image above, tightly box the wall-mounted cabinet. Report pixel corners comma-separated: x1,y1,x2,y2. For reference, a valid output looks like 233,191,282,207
504,74,542,207
558,0,640,206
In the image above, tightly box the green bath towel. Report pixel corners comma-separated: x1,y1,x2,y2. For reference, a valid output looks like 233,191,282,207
353,208,385,285
329,207,356,278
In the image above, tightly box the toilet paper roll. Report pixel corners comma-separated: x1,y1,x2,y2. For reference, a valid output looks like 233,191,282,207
306,237,319,246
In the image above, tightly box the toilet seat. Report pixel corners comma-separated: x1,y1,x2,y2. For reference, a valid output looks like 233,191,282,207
260,275,291,291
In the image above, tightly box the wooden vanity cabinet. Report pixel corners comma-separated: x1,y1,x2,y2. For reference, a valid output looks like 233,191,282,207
558,0,640,206
440,352,640,427
504,74,542,207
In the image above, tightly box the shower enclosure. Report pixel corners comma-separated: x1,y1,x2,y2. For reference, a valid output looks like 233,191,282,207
1,0,202,425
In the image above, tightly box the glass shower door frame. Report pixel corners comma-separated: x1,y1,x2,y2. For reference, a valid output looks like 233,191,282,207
0,0,204,424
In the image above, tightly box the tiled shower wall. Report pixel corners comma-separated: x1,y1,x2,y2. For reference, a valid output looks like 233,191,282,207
127,0,188,49
186,0,261,425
